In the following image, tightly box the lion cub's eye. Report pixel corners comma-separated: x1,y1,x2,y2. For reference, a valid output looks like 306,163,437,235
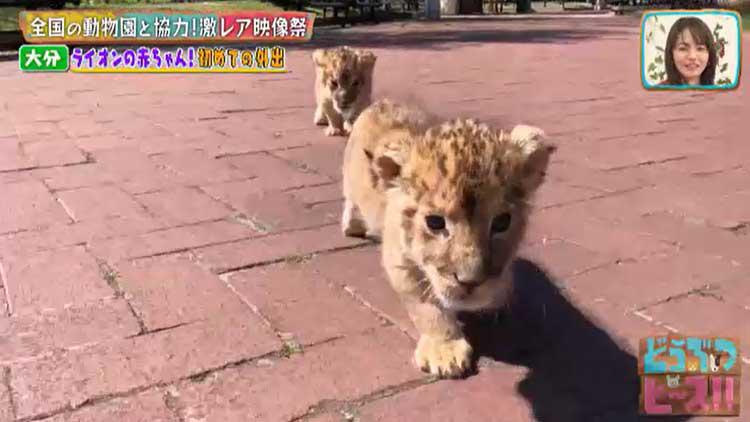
425,215,446,231
330,80,338,88
352,79,361,87
491,213,512,234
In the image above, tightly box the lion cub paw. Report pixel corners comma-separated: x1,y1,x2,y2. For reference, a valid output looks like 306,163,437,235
343,120,354,134
342,217,367,237
314,114,327,126
325,126,344,137
414,336,473,378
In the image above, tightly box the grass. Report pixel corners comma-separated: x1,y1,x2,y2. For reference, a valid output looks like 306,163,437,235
0,0,282,31
0,8,20,31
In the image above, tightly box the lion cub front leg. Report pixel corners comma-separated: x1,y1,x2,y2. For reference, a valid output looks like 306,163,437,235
341,198,367,237
313,105,327,126
323,104,345,137
388,267,473,378
343,118,355,135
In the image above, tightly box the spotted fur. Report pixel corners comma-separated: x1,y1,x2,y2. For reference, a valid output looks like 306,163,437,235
344,110,555,378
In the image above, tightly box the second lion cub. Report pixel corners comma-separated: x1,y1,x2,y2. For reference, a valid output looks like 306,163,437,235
342,100,555,378
312,46,377,137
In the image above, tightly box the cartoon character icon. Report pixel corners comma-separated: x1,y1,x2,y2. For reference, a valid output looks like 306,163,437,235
667,374,680,388
687,359,699,372
709,353,723,372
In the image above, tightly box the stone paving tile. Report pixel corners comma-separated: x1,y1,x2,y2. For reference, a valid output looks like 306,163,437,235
0,180,70,234
114,253,249,331
56,185,153,223
0,298,140,364
355,367,534,422
32,164,125,192
38,389,178,422
1,245,115,315
0,287,8,318
713,275,750,312
22,141,88,168
10,310,280,421
287,182,343,206
198,127,317,157
309,246,418,339
87,219,258,263
100,116,173,140
566,251,746,310
73,134,140,152
0,371,12,422
201,181,343,233
518,239,613,281
630,212,750,266
193,224,369,274
272,140,346,182
0,169,36,186
136,186,233,226
0,141,33,172
170,326,422,422
148,149,249,186
526,206,677,260
533,180,602,209
304,412,341,422
58,118,118,139
226,259,387,345
91,148,183,195
221,152,332,190
247,191,342,232
0,215,163,258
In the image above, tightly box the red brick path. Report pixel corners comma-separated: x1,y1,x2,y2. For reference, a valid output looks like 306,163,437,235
0,16,748,421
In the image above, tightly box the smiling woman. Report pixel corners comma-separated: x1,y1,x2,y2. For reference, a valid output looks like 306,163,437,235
661,16,718,86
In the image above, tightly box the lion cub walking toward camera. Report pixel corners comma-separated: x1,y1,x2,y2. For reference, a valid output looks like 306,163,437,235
342,101,555,378
312,46,377,137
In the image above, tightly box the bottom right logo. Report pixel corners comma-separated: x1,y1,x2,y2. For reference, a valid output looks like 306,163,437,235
639,334,742,416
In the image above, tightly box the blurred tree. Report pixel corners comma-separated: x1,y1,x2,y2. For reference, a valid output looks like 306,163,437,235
458,0,482,13
516,0,531,12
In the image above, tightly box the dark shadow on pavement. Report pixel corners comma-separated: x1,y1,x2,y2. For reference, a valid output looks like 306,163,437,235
458,258,694,422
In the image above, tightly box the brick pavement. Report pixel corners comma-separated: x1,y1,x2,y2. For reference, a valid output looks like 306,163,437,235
0,15,748,422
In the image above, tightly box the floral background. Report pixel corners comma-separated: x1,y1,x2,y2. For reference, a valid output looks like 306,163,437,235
642,13,740,86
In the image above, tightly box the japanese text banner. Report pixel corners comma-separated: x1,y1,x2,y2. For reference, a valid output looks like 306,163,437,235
19,9,314,44
67,46,287,73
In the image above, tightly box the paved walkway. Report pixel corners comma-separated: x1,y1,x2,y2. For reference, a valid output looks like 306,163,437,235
1,16,748,422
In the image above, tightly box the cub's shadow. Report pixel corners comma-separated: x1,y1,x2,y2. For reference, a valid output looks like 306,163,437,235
457,258,693,422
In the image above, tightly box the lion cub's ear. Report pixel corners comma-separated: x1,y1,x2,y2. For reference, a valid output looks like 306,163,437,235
356,50,377,71
509,124,556,193
369,137,410,189
312,49,328,67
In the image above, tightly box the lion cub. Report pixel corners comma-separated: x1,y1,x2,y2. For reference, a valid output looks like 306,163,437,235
343,103,555,378
312,46,377,137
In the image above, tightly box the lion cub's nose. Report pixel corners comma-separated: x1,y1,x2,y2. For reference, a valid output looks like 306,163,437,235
453,260,486,289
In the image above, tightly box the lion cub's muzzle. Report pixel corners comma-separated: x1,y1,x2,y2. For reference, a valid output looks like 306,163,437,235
452,258,486,294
